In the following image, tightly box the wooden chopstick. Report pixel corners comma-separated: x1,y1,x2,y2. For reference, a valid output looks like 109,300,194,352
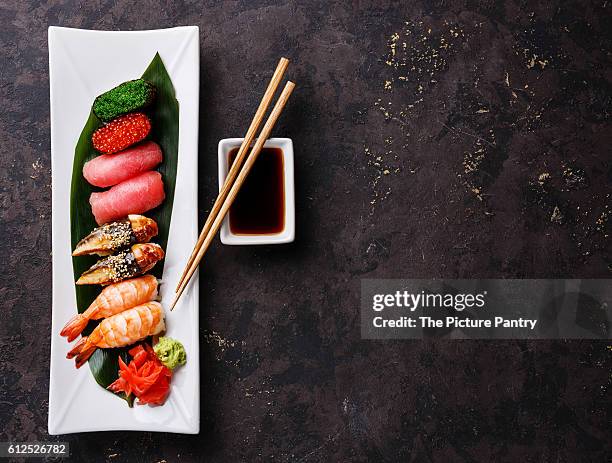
175,57,290,291
171,81,296,310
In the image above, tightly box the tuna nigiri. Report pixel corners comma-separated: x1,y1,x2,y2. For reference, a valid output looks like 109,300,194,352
90,171,165,225
83,141,163,188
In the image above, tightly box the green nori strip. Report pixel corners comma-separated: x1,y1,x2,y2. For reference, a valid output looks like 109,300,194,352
93,79,156,122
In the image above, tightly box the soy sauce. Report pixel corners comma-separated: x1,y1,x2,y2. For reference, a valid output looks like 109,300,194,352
228,147,285,234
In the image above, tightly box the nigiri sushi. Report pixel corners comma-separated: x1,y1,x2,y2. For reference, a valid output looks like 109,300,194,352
90,171,165,225
72,214,158,256
93,79,156,122
60,275,159,341
83,141,163,188
76,243,164,285
67,301,165,368
92,113,151,154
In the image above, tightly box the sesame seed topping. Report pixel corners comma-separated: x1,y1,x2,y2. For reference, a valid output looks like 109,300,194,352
96,219,136,250
92,249,140,283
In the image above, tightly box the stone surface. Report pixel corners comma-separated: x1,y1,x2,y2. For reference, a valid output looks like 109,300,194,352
0,1,610,462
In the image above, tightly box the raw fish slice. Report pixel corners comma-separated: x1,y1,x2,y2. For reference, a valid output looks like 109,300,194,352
90,171,165,225
83,141,163,187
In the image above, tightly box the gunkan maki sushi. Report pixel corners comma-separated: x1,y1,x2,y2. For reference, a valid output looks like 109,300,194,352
92,113,152,154
93,79,156,122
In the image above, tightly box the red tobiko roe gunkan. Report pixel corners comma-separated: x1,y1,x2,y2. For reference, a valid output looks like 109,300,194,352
92,112,151,154
108,343,171,406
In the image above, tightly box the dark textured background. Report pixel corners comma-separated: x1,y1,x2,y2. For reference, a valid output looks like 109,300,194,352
0,1,610,462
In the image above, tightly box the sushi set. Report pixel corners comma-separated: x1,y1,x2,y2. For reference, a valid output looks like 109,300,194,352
49,26,200,434
63,72,185,406
49,26,294,434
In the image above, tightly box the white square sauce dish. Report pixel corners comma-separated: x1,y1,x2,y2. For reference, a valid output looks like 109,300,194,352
218,138,295,245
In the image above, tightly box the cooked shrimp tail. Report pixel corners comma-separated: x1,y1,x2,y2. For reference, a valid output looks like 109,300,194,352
66,337,85,359
60,314,89,342
66,337,97,368
75,344,97,368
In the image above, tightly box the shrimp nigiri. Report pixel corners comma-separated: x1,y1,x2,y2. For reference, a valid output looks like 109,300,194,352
60,275,159,342
67,301,165,368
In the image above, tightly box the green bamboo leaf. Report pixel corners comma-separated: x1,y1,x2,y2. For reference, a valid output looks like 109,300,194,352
69,53,179,403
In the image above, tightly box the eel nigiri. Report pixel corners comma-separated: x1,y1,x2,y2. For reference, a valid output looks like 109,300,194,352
73,214,158,256
89,171,165,225
92,113,151,154
60,275,159,341
76,243,164,285
93,79,156,122
83,141,163,188
67,301,165,368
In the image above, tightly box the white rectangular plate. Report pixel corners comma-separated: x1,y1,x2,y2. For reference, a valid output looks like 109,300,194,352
48,26,200,434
